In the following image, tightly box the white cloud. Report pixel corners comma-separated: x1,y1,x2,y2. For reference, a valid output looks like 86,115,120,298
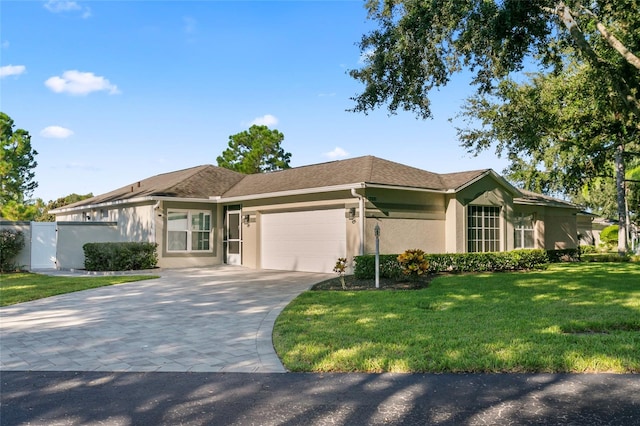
44,1,91,18
1,40,9,49
0,65,26,78
250,114,279,127
45,70,120,95
44,0,80,12
40,125,74,139
324,147,349,159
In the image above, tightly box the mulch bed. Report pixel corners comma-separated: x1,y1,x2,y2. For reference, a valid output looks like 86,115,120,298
311,274,437,291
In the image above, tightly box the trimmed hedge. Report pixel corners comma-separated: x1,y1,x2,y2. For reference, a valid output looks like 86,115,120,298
83,242,158,271
546,248,581,262
354,249,549,279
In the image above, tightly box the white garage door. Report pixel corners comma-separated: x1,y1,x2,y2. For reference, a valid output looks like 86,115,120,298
261,209,346,273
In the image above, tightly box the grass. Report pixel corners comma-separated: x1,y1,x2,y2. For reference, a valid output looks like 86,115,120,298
273,262,640,373
0,273,159,307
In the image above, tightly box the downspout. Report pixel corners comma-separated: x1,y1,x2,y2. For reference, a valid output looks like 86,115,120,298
151,201,161,243
351,187,365,255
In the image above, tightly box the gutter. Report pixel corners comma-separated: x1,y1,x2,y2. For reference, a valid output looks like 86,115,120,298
219,183,365,203
50,195,216,215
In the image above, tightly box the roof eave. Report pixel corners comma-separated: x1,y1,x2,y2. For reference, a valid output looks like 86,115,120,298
363,183,452,194
220,183,368,203
50,195,218,215
514,198,580,210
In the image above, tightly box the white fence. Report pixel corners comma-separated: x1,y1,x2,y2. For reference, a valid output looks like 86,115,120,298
0,221,124,270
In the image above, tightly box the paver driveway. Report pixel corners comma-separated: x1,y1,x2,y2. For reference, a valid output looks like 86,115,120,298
0,267,330,373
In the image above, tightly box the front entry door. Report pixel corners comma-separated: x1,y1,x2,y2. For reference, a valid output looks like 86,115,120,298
226,210,241,265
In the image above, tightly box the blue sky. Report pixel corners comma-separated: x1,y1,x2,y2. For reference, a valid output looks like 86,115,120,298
1,0,508,202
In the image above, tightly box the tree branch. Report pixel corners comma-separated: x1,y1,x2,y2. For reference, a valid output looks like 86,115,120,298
543,2,640,120
579,6,640,72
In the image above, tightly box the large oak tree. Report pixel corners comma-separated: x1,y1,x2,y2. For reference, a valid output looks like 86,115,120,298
350,0,639,252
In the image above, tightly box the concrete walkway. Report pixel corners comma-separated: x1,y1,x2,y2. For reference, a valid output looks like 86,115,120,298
0,266,331,373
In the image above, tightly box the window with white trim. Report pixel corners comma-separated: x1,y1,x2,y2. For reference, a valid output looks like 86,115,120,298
167,210,211,252
468,206,501,252
514,213,535,249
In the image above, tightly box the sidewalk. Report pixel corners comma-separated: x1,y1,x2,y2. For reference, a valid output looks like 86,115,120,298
2,371,639,425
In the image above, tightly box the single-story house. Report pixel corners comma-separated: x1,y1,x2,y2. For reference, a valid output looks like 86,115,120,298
51,156,580,273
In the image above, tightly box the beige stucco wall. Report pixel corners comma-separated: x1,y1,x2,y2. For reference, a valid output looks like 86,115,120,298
542,207,578,249
56,202,155,241
513,204,579,250
364,217,445,255
0,221,31,269
577,214,596,246
363,188,446,255
56,222,123,269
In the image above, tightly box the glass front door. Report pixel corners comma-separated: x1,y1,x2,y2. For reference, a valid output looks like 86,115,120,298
226,210,241,265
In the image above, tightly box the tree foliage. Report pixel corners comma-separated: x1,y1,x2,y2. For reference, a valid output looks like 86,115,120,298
1,112,38,206
350,0,639,120
350,0,639,251
216,125,291,174
34,193,94,222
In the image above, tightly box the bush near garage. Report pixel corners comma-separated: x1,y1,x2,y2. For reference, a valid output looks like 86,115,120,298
83,242,158,271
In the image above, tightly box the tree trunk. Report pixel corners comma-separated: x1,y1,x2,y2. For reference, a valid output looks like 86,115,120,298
615,144,628,254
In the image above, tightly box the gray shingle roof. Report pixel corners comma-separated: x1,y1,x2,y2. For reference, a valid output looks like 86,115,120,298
515,189,579,209
59,165,245,209
55,156,572,211
221,156,488,197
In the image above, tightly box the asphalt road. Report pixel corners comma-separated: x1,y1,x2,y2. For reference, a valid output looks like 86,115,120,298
2,371,639,425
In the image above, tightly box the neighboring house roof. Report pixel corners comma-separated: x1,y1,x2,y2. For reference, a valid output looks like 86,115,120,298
50,155,574,212
55,165,245,211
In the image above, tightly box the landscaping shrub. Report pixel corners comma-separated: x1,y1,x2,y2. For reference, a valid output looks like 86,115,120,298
580,245,597,254
397,249,429,279
583,253,631,263
354,249,548,279
83,242,158,271
0,229,25,272
546,248,581,263
333,257,348,289
353,254,399,279
600,225,619,245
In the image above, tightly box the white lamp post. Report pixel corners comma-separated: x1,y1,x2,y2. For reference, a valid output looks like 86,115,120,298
374,223,380,289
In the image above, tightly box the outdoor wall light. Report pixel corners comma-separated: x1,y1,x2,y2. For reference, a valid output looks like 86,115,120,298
243,214,250,225
348,207,356,223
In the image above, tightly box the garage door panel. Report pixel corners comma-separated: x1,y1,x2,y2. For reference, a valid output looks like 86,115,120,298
261,209,346,273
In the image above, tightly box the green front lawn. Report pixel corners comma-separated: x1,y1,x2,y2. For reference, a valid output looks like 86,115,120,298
0,273,159,307
274,263,640,373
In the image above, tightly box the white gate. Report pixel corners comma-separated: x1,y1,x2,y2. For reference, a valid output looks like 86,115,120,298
30,222,57,269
